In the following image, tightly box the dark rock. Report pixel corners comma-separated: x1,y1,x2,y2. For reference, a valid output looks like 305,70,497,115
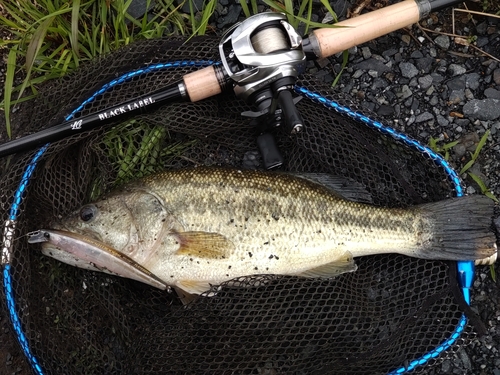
382,48,398,58
448,64,467,76
494,69,500,85
476,21,488,35
434,35,450,49
371,78,388,90
429,95,439,106
128,0,155,19
216,4,241,28
410,98,420,112
410,50,424,59
465,73,481,90
455,119,470,127
441,360,452,373
463,99,500,120
449,90,465,104
361,47,371,59
457,348,472,370
399,62,418,78
436,114,449,126
415,112,434,123
477,36,489,48
377,105,394,116
331,0,349,18
353,58,390,75
181,0,203,13
397,85,412,99
430,73,444,83
362,101,376,112
418,75,433,89
454,143,467,158
415,57,434,73
485,88,500,99
447,77,466,91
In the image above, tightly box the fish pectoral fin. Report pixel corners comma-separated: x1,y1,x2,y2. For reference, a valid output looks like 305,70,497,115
176,279,213,295
175,231,234,259
297,251,357,278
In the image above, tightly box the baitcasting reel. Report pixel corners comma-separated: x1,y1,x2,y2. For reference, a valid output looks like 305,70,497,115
219,13,307,168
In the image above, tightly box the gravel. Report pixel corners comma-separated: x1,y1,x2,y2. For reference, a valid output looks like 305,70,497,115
1,1,499,374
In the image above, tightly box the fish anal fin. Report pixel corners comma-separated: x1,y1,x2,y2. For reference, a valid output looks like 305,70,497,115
297,251,357,278
176,279,213,295
175,231,234,259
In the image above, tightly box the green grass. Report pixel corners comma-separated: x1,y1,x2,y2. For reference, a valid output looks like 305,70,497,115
429,131,498,203
482,0,500,15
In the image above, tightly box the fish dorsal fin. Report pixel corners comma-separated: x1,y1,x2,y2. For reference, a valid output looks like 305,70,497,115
296,250,357,278
176,279,213,295
293,173,373,203
175,231,234,259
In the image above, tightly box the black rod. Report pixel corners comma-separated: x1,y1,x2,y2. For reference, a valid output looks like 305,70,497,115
429,0,464,12
0,82,184,158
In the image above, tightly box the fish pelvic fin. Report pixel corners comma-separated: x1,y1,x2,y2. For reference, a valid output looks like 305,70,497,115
296,250,357,278
173,286,200,305
176,279,213,295
415,195,497,261
175,231,234,259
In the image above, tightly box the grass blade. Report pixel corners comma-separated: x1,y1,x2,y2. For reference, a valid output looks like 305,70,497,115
251,0,258,15
320,0,339,22
197,0,216,35
468,172,499,202
71,0,81,65
18,16,55,102
4,47,18,139
331,49,348,87
472,130,490,160
240,0,251,18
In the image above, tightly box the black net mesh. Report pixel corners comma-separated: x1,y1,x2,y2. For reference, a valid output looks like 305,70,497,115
0,36,477,375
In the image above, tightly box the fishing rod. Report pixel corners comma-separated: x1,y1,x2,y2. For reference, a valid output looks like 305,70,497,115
0,0,464,159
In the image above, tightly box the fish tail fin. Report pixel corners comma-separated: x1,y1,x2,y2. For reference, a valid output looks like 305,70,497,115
415,195,497,261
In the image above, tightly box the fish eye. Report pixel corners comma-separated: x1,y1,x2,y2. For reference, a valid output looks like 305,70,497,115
79,205,97,222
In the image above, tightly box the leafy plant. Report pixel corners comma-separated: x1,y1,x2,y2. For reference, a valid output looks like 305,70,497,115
458,130,498,202
428,136,459,161
429,131,497,202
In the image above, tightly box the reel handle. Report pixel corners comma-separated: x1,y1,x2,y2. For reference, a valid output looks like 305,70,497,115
277,89,303,134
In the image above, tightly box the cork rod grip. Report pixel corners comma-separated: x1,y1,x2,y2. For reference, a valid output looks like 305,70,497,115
183,66,223,102
311,0,421,59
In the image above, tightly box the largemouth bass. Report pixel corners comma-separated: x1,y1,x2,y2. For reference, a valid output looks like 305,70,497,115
29,167,497,295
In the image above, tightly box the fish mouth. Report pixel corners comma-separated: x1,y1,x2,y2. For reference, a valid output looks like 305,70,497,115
28,229,168,290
